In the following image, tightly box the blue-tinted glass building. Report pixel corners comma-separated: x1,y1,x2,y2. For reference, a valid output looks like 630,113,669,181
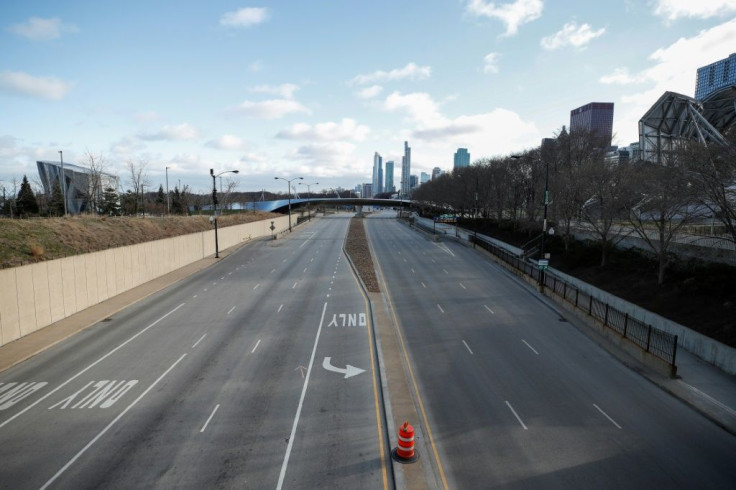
453,148,470,169
695,53,736,101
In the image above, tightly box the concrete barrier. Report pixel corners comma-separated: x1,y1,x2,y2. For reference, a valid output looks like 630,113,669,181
0,216,290,348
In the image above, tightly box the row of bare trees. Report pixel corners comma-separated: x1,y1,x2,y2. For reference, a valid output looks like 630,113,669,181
412,127,736,284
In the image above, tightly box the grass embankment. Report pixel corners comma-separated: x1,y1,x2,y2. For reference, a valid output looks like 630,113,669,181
0,212,281,269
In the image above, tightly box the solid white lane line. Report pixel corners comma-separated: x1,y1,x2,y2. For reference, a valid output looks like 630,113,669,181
227,306,236,315
200,404,220,433
41,354,188,489
192,334,207,349
484,305,495,314
443,269,448,274
437,304,445,314
459,282,466,289
462,340,474,355
253,283,260,290
593,404,622,429
251,339,261,354
0,303,186,429
277,302,328,490
679,382,736,417
505,401,528,430
421,282,426,288
278,304,284,312
521,339,539,355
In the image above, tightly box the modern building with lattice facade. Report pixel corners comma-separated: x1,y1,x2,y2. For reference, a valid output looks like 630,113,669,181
695,53,736,101
37,160,119,214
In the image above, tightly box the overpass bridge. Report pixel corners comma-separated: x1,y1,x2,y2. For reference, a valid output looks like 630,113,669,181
216,197,415,213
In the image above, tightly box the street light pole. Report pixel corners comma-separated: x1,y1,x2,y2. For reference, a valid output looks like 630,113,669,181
299,182,318,221
540,156,550,293
275,176,303,232
58,150,67,216
165,166,170,215
211,168,240,258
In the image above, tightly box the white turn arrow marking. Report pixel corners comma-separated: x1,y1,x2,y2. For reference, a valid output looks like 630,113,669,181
322,357,365,379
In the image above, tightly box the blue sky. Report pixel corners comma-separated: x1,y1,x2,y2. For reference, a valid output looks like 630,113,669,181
1,0,735,195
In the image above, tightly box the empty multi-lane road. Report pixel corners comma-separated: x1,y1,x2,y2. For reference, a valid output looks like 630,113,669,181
1,211,734,489
1,215,387,489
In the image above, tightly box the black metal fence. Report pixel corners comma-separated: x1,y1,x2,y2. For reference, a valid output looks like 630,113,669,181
470,235,678,369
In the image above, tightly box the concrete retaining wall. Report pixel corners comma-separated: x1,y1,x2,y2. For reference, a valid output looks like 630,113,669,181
0,216,290,348
549,267,736,375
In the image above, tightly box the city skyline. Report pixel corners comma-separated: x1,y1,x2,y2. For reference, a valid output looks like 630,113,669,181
1,1,735,195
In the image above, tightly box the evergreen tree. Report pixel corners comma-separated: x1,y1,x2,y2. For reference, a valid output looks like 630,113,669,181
171,187,184,214
101,187,121,215
49,180,65,216
16,175,39,217
156,184,165,205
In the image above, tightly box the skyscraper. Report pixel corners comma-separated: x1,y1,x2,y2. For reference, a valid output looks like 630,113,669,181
401,141,411,197
695,53,736,101
570,102,614,147
432,167,442,180
372,152,383,196
453,148,470,169
420,172,430,184
385,161,395,192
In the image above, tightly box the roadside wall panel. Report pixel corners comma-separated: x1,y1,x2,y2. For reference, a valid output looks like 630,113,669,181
73,256,89,312
0,268,20,345
47,259,65,323
95,251,109,302
85,254,99,307
16,266,37,337
60,257,77,317
31,263,51,331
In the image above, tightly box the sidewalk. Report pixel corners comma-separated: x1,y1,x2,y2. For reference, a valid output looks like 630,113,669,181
413,216,736,435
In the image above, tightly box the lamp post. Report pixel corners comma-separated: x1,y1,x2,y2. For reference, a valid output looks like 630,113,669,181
211,168,240,258
58,150,67,216
165,166,170,215
274,176,303,232
512,154,549,292
299,181,318,221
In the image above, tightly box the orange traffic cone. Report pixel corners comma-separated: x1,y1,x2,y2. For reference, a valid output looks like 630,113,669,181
392,421,419,463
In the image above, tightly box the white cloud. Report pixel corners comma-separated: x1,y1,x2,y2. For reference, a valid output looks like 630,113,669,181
383,91,444,125
653,0,736,21
350,62,431,85
206,134,246,150
0,70,73,100
232,99,311,119
220,7,269,28
381,90,538,166
288,142,366,177
599,67,646,85
250,83,299,99
483,52,501,73
610,18,736,145
276,118,370,141
356,85,384,99
139,123,200,141
8,17,78,41
466,0,543,37
541,21,605,50
249,60,264,72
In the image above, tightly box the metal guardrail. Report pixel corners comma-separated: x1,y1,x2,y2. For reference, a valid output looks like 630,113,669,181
470,234,678,369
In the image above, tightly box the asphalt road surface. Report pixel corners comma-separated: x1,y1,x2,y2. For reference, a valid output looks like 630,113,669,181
365,210,736,489
0,214,389,489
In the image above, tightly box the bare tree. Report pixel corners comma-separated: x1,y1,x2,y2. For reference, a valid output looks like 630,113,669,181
680,127,736,247
627,156,706,284
579,160,636,267
126,158,149,216
80,150,107,213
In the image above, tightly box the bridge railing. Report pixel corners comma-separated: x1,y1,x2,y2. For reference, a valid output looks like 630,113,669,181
470,234,678,371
